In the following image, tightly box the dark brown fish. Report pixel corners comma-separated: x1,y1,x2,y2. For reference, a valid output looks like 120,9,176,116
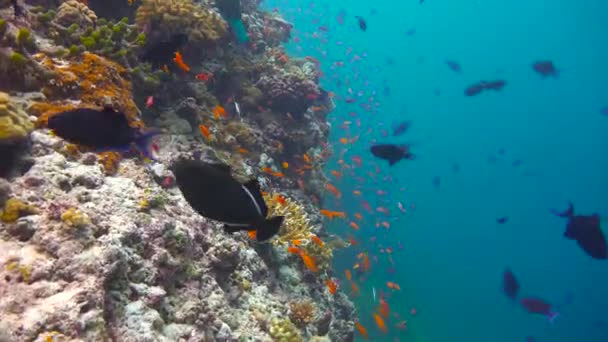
532,61,558,77
497,217,509,224
502,268,519,301
370,144,415,166
552,202,607,259
520,297,559,322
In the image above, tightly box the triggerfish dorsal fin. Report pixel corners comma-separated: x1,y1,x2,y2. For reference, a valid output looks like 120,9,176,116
552,201,574,218
243,179,268,217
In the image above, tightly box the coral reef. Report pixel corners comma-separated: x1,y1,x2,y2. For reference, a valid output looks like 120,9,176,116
270,317,303,342
0,0,355,340
0,91,34,144
135,0,228,46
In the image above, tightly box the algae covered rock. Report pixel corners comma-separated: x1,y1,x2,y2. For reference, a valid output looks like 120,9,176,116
135,0,228,45
0,92,34,144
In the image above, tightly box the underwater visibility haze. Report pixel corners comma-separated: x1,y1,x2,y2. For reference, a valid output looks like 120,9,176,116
0,0,607,341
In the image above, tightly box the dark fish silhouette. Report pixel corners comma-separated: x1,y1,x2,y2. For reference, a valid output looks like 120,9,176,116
552,202,607,259
446,60,461,73
432,176,440,189
370,144,415,166
172,159,284,242
355,16,367,31
48,107,160,159
465,80,507,96
520,297,559,323
11,0,23,17
141,34,189,68
497,217,509,224
532,61,558,77
392,121,410,136
601,107,608,116
502,268,519,301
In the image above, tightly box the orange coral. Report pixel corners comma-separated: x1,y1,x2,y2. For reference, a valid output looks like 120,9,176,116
31,52,141,128
98,152,121,175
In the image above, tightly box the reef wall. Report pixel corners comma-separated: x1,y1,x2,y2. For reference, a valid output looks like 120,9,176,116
0,0,355,341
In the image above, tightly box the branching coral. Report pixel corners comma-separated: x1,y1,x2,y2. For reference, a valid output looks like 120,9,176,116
135,0,228,45
269,318,302,342
263,193,314,245
289,300,315,328
0,92,34,144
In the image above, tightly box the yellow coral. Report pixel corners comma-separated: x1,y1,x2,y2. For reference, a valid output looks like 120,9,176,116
5,261,32,283
263,193,314,246
135,0,228,45
269,318,302,342
60,207,91,228
288,300,315,328
0,91,34,143
98,151,122,176
0,198,38,223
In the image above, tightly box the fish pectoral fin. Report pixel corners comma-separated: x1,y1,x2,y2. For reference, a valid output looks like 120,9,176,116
388,158,399,166
255,216,284,242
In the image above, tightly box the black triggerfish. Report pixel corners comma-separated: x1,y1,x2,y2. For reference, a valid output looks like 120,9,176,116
48,107,160,160
552,202,607,259
172,159,284,242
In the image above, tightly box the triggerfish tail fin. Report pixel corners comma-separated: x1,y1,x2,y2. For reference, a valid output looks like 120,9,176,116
255,216,284,242
552,201,574,218
228,18,249,44
547,311,560,324
135,130,162,161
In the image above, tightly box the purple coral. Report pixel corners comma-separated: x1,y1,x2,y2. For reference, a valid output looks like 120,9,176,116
256,73,320,115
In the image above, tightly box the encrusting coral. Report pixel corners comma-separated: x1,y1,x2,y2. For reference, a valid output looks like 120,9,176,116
269,317,303,342
0,198,38,223
54,0,98,27
135,0,228,45
0,92,34,144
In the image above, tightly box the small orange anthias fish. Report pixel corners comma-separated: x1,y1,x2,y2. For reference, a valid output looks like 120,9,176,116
288,247,318,272
345,269,352,281
247,230,257,240
330,170,343,179
292,239,304,246
236,147,249,154
339,137,349,144
355,321,369,339
324,183,342,198
303,153,312,163
173,52,190,72
213,105,226,119
282,161,289,169
350,281,360,296
354,213,363,220
272,171,285,178
374,313,388,333
325,279,338,295
194,72,213,81
275,194,287,205
349,221,360,230
387,282,401,290
353,190,362,196
310,235,324,247
199,124,211,140
320,209,346,219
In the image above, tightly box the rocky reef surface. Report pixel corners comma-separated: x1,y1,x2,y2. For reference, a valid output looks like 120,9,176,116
0,0,355,341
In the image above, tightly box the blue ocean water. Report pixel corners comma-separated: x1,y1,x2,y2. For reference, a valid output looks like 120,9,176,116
265,0,608,341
